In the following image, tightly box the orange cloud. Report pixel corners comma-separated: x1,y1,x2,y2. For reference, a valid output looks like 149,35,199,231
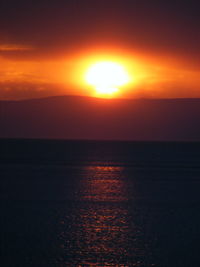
0,44,34,51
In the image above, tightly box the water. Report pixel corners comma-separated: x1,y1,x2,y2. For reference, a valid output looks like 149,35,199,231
1,140,200,266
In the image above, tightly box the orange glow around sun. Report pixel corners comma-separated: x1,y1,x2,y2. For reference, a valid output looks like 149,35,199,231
2,46,200,100
85,61,130,97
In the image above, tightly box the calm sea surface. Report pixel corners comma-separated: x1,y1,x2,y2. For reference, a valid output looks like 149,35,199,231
1,140,200,266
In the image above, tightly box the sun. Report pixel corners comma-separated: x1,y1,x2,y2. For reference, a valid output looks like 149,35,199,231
85,61,129,97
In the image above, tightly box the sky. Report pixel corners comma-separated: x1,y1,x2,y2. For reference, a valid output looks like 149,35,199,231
0,0,200,100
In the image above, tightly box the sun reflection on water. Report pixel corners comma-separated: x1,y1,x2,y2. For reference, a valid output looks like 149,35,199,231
59,163,134,266
81,165,128,202
77,164,130,265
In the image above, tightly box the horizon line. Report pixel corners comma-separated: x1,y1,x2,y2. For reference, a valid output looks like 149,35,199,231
1,94,200,102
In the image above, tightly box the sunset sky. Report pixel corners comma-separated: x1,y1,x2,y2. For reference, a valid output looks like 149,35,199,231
0,0,200,100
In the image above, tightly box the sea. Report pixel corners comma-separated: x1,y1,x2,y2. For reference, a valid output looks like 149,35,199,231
1,139,200,267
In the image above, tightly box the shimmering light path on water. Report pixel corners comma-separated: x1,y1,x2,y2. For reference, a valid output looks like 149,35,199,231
59,164,132,265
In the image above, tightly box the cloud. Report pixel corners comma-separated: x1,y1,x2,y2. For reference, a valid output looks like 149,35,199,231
0,44,34,52
0,82,67,100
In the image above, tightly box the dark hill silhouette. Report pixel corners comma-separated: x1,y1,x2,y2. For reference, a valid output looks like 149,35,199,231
0,95,200,141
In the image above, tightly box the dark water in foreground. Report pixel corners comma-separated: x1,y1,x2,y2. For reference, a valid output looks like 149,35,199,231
1,140,200,267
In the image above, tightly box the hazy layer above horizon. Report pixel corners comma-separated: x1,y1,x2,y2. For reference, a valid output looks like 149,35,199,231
1,95,200,141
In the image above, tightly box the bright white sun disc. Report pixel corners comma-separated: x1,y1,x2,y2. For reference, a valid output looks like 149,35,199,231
85,61,129,95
